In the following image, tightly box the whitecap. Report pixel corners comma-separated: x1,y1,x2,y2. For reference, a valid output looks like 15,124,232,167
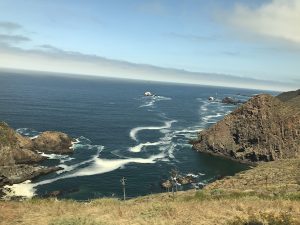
129,120,177,142
129,141,162,153
139,95,171,108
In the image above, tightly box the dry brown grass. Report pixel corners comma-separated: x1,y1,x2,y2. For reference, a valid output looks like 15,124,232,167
205,159,300,196
1,159,300,225
0,191,299,225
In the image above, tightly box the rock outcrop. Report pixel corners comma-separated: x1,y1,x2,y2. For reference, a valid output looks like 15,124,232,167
0,122,44,166
0,165,61,185
0,122,73,188
193,91,300,163
33,131,73,154
221,97,244,105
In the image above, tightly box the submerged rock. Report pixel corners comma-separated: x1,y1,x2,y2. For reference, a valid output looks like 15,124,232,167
193,91,300,163
33,131,73,154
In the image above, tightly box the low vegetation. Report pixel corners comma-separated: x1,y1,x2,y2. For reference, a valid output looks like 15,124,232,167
0,190,299,225
1,159,300,225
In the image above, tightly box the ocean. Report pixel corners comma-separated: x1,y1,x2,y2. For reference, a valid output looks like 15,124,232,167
0,71,275,200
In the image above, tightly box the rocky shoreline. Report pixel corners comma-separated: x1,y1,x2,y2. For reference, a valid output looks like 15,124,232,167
0,121,73,196
193,90,300,163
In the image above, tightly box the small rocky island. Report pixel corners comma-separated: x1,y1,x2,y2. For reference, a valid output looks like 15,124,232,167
193,90,300,163
0,122,73,188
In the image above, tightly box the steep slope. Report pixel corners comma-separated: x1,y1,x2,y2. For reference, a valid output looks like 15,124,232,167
205,159,300,195
193,93,300,163
277,89,300,109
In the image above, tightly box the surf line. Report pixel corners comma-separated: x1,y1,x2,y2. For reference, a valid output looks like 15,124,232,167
129,120,177,142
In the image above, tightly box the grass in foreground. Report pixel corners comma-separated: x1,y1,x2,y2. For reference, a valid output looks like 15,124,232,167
0,190,299,225
1,159,300,225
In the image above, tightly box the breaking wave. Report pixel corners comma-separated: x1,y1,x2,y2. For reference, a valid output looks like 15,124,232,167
139,95,172,108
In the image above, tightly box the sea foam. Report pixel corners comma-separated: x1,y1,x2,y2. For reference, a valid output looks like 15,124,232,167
129,120,177,142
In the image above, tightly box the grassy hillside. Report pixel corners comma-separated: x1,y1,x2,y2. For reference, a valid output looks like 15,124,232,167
0,191,299,225
1,159,299,225
205,159,300,195
276,89,300,109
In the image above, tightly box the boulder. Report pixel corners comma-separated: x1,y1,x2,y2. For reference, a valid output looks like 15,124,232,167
33,131,73,154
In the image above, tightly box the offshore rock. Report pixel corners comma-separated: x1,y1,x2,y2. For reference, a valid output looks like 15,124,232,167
221,97,243,105
33,131,73,154
193,92,300,163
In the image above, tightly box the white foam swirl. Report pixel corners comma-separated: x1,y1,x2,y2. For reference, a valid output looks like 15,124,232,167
129,120,177,142
129,141,162,153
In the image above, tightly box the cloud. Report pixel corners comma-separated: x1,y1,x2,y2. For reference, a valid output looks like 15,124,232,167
223,0,300,44
166,32,220,42
0,21,22,31
0,43,296,91
0,34,31,43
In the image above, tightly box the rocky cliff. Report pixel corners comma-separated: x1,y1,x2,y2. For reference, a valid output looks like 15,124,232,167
193,90,300,163
0,122,73,187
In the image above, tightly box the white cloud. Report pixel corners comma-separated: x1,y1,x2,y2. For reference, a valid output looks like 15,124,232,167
225,0,300,44
0,44,297,91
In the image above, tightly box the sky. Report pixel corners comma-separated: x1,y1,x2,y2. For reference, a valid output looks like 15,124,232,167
0,0,299,91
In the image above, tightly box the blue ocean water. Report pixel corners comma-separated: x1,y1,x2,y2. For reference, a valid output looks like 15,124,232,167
0,71,275,200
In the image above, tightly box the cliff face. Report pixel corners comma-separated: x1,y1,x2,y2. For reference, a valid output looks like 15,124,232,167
193,91,300,163
0,122,73,187
0,122,44,166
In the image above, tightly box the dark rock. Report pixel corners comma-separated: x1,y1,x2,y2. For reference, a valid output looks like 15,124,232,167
0,175,9,186
193,93,300,163
177,175,196,185
221,97,243,105
42,188,79,198
0,165,62,185
33,131,73,154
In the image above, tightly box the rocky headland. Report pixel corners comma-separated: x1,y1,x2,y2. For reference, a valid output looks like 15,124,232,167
0,122,73,188
193,90,300,163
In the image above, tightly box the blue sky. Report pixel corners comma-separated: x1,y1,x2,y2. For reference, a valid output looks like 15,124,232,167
0,0,299,91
